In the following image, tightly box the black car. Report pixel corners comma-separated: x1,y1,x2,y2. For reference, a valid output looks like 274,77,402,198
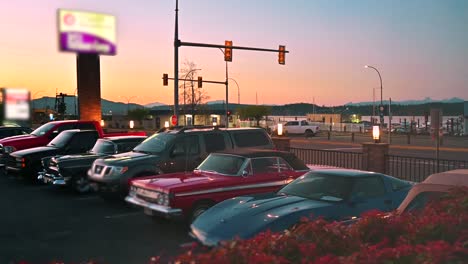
38,135,146,193
0,126,32,139
6,130,99,181
88,126,275,196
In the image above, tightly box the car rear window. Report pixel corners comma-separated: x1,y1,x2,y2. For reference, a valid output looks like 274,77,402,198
231,130,270,148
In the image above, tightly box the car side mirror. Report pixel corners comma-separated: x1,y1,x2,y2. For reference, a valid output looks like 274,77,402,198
241,170,249,177
49,130,59,139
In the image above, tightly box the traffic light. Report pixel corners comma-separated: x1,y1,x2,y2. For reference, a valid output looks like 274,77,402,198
162,73,168,86
278,45,286,65
227,110,231,116
224,40,232,62
198,76,203,88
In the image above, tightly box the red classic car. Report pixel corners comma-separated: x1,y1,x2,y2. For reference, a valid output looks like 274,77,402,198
125,149,310,222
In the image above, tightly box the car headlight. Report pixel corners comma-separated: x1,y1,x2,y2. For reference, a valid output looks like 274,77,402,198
129,185,137,196
111,166,128,176
157,192,170,206
4,146,16,154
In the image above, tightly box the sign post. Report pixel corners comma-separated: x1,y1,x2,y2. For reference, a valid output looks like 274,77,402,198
58,9,116,122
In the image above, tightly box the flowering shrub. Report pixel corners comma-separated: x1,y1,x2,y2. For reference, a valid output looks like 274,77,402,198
172,188,468,264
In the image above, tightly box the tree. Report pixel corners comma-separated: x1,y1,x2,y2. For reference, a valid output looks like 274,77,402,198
179,60,210,119
237,105,272,126
127,108,149,124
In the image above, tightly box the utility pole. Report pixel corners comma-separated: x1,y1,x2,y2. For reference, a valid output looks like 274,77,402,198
174,0,180,122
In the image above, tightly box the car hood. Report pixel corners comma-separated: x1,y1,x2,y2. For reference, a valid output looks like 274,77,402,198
11,146,58,158
98,151,157,166
133,172,234,192
0,134,38,145
191,194,336,246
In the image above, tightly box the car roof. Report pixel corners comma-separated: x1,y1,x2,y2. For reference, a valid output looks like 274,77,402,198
422,169,468,186
212,148,309,170
102,135,147,142
311,169,383,178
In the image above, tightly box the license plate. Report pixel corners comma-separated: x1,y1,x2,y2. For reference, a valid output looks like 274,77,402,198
144,207,154,216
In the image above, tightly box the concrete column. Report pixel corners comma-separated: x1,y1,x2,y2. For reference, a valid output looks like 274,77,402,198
272,137,290,151
76,54,101,121
362,143,389,174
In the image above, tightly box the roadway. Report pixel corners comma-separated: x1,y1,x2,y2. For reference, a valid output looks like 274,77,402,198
0,175,190,264
290,134,468,160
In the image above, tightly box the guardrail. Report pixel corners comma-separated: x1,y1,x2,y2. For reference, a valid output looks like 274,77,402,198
289,147,362,170
385,155,468,182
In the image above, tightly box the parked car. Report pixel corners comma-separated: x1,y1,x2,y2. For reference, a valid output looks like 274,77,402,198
191,169,413,246
396,169,468,214
0,120,145,168
6,130,100,181
0,126,32,139
38,135,147,193
273,120,319,137
125,149,311,222
88,126,275,196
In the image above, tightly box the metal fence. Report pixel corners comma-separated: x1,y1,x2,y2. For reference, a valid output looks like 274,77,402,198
290,147,363,170
385,155,468,182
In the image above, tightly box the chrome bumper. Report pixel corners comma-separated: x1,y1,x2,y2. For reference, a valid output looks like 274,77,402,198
125,195,183,218
37,171,68,185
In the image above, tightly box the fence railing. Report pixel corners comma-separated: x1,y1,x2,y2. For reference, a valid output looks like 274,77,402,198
290,147,362,170
385,155,468,182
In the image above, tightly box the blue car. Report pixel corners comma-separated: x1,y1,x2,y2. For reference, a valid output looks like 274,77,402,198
191,169,413,246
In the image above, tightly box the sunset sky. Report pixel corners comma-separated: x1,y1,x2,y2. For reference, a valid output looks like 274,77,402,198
0,0,467,106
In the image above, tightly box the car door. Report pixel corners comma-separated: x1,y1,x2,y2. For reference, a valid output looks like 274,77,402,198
162,135,201,173
235,157,283,195
285,121,299,134
65,132,99,154
346,176,392,217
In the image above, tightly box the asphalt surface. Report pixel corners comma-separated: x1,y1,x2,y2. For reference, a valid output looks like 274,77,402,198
0,174,191,264
290,134,468,160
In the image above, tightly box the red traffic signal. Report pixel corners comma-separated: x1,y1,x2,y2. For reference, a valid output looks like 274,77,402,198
162,73,168,86
224,40,233,62
198,76,203,88
278,45,286,65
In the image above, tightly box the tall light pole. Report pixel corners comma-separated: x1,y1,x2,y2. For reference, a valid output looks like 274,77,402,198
365,65,383,128
121,96,136,114
228,78,240,105
219,48,229,128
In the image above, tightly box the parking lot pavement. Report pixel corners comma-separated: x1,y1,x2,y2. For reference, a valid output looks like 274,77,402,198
0,175,191,264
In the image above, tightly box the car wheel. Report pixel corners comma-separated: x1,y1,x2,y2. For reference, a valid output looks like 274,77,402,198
72,175,91,194
190,202,214,223
305,130,314,138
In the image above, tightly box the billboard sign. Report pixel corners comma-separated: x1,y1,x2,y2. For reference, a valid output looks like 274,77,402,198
58,9,116,55
2,88,31,121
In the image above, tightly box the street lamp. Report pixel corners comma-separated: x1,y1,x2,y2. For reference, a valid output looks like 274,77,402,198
121,96,136,114
364,65,383,128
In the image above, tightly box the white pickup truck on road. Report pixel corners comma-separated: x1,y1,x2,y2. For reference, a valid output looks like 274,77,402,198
275,120,320,137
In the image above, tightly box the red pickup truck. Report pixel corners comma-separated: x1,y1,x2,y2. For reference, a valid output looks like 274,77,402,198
0,120,146,164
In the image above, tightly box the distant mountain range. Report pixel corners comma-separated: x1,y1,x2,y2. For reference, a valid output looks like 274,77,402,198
31,96,466,115
345,97,464,106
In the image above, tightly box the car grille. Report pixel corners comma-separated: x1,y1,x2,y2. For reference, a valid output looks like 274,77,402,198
6,155,19,168
137,194,158,204
94,165,104,174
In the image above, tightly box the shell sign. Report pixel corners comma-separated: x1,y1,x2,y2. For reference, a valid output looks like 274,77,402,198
58,9,116,55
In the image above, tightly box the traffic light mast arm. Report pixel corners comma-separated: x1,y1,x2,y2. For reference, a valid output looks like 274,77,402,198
179,41,289,54
162,75,226,85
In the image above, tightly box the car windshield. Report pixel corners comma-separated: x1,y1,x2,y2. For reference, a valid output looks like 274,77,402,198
196,154,246,176
47,131,74,148
31,123,55,136
279,172,353,202
133,133,175,154
90,139,115,154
